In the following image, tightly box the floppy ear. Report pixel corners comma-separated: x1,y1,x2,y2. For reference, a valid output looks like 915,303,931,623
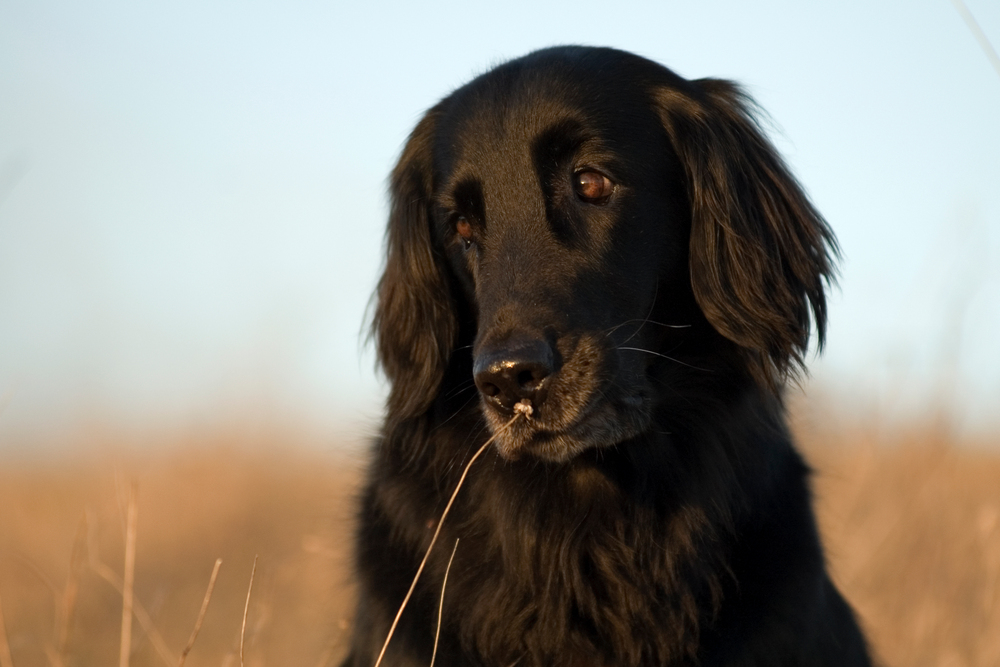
656,79,838,391
373,108,457,420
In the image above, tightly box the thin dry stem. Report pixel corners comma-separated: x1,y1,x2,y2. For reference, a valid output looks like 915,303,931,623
0,591,15,667
373,409,528,667
950,0,1000,78
88,561,176,666
240,556,259,667
178,558,223,667
85,488,177,667
119,481,138,667
56,515,88,659
430,539,460,667
86,506,175,666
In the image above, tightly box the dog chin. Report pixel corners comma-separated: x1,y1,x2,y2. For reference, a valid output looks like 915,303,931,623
485,399,650,463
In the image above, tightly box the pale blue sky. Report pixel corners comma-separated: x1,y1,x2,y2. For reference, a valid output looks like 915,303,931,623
1,0,998,449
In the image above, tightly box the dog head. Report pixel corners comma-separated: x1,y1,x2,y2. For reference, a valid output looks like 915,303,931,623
373,46,836,462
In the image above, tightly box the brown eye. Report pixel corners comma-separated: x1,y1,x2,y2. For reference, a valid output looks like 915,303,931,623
456,216,473,248
574,170,614,204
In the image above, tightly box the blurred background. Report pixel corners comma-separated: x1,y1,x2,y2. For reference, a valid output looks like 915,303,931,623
1,1,998,666
1,0,998,449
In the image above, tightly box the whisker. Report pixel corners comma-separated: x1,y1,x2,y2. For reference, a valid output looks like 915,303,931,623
453,419,493,469
603,318,692,336
444,379,478,400
617,284,660,347
616,346,712,372
431,392,482,436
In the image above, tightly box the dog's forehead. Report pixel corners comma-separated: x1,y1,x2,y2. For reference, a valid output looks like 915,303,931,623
443,83,593,165
435,58,657,180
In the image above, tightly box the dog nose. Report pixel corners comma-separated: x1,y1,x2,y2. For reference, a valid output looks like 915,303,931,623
473,339,555,412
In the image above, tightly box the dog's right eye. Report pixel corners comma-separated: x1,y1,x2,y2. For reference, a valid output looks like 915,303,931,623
456,216,474,249
574,170,615,205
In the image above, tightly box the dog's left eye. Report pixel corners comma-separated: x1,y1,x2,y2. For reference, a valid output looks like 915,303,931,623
574,170,615,204
456,216,474,249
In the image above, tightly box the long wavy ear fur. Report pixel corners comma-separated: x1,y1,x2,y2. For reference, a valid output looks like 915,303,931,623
373,109,456,421
656,79,838,391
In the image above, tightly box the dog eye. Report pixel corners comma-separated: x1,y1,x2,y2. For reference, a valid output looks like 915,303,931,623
573,170,614,204
456,216,474,249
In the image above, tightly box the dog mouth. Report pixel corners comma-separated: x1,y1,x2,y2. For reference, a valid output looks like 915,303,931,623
484,391,651,462
472,329,657,461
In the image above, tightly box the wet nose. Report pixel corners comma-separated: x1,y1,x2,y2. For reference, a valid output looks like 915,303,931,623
473,338,556,413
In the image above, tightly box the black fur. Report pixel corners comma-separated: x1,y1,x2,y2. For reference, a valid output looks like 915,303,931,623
344,46,871,667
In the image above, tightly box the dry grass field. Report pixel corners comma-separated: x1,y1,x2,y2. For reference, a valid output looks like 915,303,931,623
0,414,998,667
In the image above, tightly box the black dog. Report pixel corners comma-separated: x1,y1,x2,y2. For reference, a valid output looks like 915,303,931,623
343,46,871,667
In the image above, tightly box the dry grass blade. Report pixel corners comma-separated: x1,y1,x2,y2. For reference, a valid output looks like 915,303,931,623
88,561,176,666
119,482,139,667
372,408,529,667
240,555,259,667
0,591,15,667
177,558,223,667
56,515,88,659
429,539,459,667
86,504,176,666
950,0,1000,78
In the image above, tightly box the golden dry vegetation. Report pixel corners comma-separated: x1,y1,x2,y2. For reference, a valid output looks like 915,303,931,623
0,415,998,667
